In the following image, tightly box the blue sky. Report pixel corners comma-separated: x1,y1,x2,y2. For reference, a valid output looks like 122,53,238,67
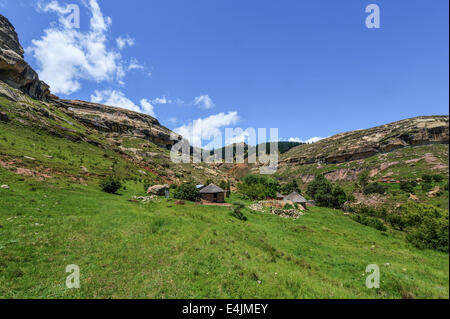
1,0,448,147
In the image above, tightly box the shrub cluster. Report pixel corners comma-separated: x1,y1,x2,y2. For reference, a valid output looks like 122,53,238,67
363,183,387,195
306,175,348,209
173,183,200,202
99,176,122,194
351,214,387,232
280,180,299,195
238,175,279,200
388,202,449,252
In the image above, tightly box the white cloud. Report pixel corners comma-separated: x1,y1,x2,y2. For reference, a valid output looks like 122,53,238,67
28,0,140,95
151,96,171,105
90,89,158,117
288,137,325,144
193,94,215,109
175,112,240,147
91,89,140,112
116,36,134,50
127,57,144,71
139,98,155,117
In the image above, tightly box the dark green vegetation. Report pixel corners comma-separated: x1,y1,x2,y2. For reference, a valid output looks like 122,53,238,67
99,176,123,194
307,175,348,209
0,168,448,298
173,183,200,202
237,174,280,200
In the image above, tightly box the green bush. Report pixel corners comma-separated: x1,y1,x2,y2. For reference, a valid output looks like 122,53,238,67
388,202,449,252
351,215,387,232
173,183,200,202
238,174,279,200
407,215,449,252
280,180,299,195
400,181,415,193
99,176,122,194
363,183,387,195
307,175,348,209
230,202,248,221
432,175,444,183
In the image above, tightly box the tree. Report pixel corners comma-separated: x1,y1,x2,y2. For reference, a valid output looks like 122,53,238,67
238,174,280,200
173,183,200,202
307,175,348,208
331,185,348,209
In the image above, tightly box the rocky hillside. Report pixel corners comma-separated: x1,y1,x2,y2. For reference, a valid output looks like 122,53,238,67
0,14,219,186
282,116,449,166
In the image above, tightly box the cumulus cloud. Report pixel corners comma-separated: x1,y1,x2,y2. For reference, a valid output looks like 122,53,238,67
90,90,157,117
139,98,156,117
193,94,215,109
28,0,141,95
288,137,325,144
116,36,134,50
175,112,240,147
91,89,140,112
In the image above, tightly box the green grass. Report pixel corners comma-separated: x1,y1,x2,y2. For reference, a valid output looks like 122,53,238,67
0,168,448,299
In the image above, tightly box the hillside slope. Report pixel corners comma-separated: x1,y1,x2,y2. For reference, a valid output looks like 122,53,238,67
0,168,448,298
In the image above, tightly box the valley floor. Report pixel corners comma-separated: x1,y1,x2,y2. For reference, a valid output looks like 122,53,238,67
0,168,448,299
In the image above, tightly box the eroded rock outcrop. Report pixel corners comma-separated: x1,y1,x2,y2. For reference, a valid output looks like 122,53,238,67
282,116,449,166
51,98,182,149
0,14,49,100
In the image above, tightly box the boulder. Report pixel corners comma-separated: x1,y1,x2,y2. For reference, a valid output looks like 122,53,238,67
147,184,169,196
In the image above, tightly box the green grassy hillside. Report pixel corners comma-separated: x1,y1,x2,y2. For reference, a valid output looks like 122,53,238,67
0,167,448,298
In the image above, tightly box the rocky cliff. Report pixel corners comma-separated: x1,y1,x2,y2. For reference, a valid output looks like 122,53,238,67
50,98,181,149
281,116,449,166
0,14,50,100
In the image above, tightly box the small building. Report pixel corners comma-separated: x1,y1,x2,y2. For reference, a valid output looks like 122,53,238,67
276,192,284,200
284,192,308,209
200,184,226,203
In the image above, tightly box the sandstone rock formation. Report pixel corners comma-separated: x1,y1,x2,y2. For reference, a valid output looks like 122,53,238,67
50,98,182,149
0,14,49,100
282,116,449,166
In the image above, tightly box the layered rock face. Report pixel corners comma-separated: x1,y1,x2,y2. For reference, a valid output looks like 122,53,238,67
282,116,449,166
0,14,49,100
51,98,182,149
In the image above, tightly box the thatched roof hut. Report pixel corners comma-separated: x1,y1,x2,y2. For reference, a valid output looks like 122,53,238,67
284,192,307,208
200,184,226,203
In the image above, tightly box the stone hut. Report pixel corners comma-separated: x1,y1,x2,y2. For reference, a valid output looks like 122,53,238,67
200,184,226,203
